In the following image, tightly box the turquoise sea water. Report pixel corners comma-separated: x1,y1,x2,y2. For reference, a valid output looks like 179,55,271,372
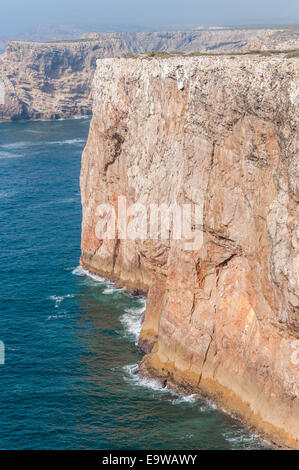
0,118,272,450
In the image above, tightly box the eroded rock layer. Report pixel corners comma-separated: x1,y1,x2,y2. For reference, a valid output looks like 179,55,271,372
80,56,299,448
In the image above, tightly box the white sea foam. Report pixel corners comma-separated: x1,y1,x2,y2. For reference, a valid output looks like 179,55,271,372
1,142,28,150
48,138,86,146
47,313,68,320
11,115,91,123
49,294,74,308
1,138,85,150
0,151,22,160
58,115,91,121
72,265,105,282
222,429,267,449
171,394,197,404
199,401,217,412
102,286,123,295
123,363,198,405
120,299,146,345
123,363,167,391
72,264,145,341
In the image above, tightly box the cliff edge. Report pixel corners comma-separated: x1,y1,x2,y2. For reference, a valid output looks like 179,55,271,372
81,55,299,448
0,28,298,121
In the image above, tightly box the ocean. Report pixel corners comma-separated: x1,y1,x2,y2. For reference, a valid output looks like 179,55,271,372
0,117,272,450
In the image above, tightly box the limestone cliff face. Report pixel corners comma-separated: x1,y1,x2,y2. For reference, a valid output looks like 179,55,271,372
82,56,299,448
0,29,298,121
0,40,98,120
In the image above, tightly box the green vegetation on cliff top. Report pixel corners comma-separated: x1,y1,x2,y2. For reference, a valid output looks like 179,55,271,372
123,49,299,59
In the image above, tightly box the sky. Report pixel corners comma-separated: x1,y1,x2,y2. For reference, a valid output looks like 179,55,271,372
0,0,298,35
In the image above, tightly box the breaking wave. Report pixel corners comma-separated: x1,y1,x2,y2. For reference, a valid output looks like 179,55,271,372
102,286,124,295
120,299,146,345
123,363,197,405
72,265,105,282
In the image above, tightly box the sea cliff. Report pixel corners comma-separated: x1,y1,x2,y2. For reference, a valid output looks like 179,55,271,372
0,28,297,121
82,55,299,448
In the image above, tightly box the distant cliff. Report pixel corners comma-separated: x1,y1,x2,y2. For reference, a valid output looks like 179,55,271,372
0,28,298,121
0,40,97,120
80,55,299,448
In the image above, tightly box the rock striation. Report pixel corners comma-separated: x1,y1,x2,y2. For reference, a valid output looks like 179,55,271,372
0,28,298,121
80,55,299,448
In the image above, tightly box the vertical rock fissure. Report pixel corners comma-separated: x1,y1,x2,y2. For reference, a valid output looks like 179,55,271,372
198,326,215,385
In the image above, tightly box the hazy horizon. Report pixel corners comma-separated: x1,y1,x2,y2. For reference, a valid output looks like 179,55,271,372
0,0,298,36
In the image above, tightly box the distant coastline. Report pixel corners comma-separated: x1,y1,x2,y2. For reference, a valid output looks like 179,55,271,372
0,27,298,121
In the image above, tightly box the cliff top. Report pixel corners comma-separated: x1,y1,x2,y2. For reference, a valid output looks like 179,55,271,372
7,39,99,46
93,55,298,115
4,26,299,54
5,39,298,59
94,55,299,77
120,49,299,58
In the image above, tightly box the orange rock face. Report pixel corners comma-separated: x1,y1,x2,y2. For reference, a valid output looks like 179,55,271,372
80,56,299,448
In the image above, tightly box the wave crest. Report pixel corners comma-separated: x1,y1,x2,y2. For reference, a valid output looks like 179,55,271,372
120,300,146,345
72,265,105,282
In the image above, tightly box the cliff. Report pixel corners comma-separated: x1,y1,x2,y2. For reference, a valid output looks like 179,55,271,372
0,40,98,120
83,28,299,52
0,28,298,121
80,55,299,448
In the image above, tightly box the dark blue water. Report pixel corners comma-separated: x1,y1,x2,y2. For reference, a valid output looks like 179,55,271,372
0,118,272,450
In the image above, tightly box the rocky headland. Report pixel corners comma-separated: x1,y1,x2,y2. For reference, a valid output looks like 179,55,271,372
80,55,298,448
